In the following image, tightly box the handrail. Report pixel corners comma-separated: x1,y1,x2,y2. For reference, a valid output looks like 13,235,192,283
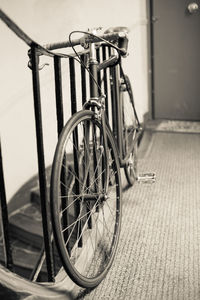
0,9,87,59
0,9,34,46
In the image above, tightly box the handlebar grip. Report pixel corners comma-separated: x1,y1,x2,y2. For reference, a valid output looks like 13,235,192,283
44,38,81,51
97,55,119,71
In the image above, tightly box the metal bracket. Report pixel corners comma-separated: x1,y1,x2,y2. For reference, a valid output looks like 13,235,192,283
27,49,49,70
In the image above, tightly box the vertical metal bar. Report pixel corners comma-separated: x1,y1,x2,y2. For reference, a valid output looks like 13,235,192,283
96,48,101,87
69,57,82,246
102,45,109,118
54,56,64,137
69,57,77,115
110,66,117,137
150,0,155,119
108,46,111,57
110,65,122,154
31,45,54,282
72,128,82,247
0,140,13,270
83,122,92,228
92,122,99,215
80,54,87,106
54,56,71,253
61,160,70,253
89,43,99,98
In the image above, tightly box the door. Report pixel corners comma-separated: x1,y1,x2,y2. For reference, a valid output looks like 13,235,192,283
152,0,200,120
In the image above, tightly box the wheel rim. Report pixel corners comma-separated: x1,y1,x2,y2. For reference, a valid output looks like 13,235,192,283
51,113,121,287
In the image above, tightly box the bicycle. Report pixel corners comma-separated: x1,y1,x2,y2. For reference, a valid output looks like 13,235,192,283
48,27,142,288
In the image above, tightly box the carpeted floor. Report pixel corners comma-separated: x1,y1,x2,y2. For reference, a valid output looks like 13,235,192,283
74,131,200,300
146,120,200,134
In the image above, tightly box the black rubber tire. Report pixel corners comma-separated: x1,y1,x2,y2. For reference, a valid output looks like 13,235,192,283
121,75,138,186
50,109,122,288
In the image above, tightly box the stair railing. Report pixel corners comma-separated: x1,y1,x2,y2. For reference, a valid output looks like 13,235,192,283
0,9,111,283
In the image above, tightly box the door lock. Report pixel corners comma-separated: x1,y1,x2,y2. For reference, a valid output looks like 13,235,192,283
187,2,199,14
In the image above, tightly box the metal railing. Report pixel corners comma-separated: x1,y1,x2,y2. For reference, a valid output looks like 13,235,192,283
0,9,113,283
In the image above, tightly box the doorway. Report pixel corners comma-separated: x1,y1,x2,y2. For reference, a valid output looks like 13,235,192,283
150,0,200,120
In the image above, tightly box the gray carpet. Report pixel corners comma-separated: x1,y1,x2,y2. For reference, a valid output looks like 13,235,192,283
146,120,200,134
75,132,200,300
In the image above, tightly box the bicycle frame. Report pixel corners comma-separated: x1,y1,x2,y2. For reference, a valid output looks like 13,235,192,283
86,41,141,169
86,40,110,191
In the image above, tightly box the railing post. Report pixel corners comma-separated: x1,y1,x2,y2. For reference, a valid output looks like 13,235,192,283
54,56,64,137
69,57,82,246
30,44,54,282
96,48,101,87
80,54,87,106
69,57,77,115
0,140,13,270
102,45,109,118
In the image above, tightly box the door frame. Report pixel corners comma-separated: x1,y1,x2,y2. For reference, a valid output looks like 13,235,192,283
146,0,155,120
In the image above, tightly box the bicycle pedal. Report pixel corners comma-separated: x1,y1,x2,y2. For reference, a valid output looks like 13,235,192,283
137,173,156,184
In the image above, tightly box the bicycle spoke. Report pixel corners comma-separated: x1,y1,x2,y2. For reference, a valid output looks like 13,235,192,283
64,198,102,247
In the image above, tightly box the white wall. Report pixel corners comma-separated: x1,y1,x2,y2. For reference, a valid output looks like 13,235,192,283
0,0,149,200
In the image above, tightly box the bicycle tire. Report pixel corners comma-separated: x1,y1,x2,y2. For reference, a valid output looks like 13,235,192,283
50,109,122,288
121,75,138,186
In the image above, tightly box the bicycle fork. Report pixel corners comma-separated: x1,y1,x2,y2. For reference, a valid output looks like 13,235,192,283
83,96,110,195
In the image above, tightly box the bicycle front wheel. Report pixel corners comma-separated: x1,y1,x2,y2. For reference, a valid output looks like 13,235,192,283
121,75,138,186
50,110,122,288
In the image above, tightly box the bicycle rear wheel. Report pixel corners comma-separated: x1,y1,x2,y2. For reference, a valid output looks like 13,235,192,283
50,109,122,288
121,75,138,186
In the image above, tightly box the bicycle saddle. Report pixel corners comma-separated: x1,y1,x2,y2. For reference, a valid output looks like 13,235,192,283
104,26,130,34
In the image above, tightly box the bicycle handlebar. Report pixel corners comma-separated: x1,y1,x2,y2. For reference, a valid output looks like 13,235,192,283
44,31,128,56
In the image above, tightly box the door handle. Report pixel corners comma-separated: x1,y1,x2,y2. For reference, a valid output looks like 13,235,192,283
187,2,199,14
